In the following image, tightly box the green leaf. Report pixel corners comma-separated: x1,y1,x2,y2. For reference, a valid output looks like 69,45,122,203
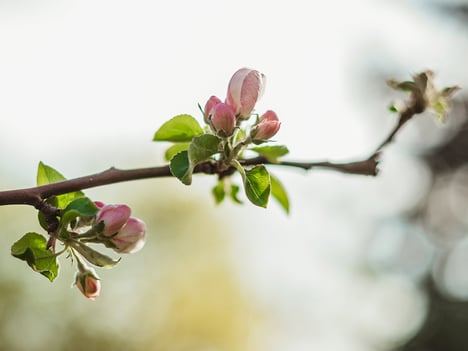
61,197,99,229
212,180,226,204
240,165,270,208
270,174,290,214
170,151,191,185
250,145,289,163
188,134,221,165
170,135,221,185
387,80,417,92
37,161,66,186
69,240,120,268
388,104,399,113
153,114,204,142
37,162,84,208
164,143,190,161
11,232,59,282
229,184,243,204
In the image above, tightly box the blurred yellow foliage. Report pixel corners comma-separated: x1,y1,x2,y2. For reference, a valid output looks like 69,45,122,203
0,180,261,351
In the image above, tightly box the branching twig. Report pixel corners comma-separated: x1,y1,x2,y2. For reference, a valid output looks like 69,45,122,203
0,102,421,208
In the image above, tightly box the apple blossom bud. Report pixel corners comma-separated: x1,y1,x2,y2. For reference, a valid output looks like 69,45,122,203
96,204,131,236
111,217,146,254
75,269,100,300
94,201,105,209
210,103,236,136
204,95,222,124
226,68,266,119
252,110,281,141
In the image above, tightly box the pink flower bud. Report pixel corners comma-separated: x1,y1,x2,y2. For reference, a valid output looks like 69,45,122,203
75,269,100,300
226,68,266,119
96,204,131,236
94,201,105,209
210,103,236,136
111,217,146,254
204,95,222,123
253,110,281,140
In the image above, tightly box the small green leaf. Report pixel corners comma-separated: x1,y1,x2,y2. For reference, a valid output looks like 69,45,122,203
170,151,192,185
165,143,190,161
37,162,84,208
11,232,59,282
170,135,221,186
387,80,417,92
229,184,243,204
69,240,120,268
153,114,204,142
37,161,67,186
212,180,226,204
241,165,270,208
270,174,290,214
388,104,399,113
250,145,289,163
61,197,99,229
188,134,221,165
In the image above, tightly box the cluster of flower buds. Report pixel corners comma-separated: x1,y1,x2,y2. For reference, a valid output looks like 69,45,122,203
94,202,147,254
70,201,146,300
204,68,281,141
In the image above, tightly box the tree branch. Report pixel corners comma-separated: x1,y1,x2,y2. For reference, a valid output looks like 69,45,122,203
0,104,421,207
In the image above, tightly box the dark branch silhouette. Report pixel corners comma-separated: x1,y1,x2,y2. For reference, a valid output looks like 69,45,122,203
0,104,418,208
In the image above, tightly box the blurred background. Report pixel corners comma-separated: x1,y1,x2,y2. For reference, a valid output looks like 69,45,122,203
1,0,468,350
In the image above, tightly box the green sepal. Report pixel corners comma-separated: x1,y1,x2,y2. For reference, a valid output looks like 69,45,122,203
250,145,289,163
270,174,290,214
153,114,204,142
37,162,84,209
11,232,59,282
164,143,190,161
69,240,120,268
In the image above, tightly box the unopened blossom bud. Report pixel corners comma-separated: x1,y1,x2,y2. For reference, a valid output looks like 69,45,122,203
94,201,105,209
75,268,100,300
111,217,146,254
252,110,281,141
96,204,131,236
210,103,236,136
204,95,222,124
226,68,266,119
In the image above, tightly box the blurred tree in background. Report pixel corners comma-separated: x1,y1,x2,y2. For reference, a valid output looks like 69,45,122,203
1,1,468,350
0,180,260,351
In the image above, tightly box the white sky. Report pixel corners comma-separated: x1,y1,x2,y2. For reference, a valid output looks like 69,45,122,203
0,1,466,350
